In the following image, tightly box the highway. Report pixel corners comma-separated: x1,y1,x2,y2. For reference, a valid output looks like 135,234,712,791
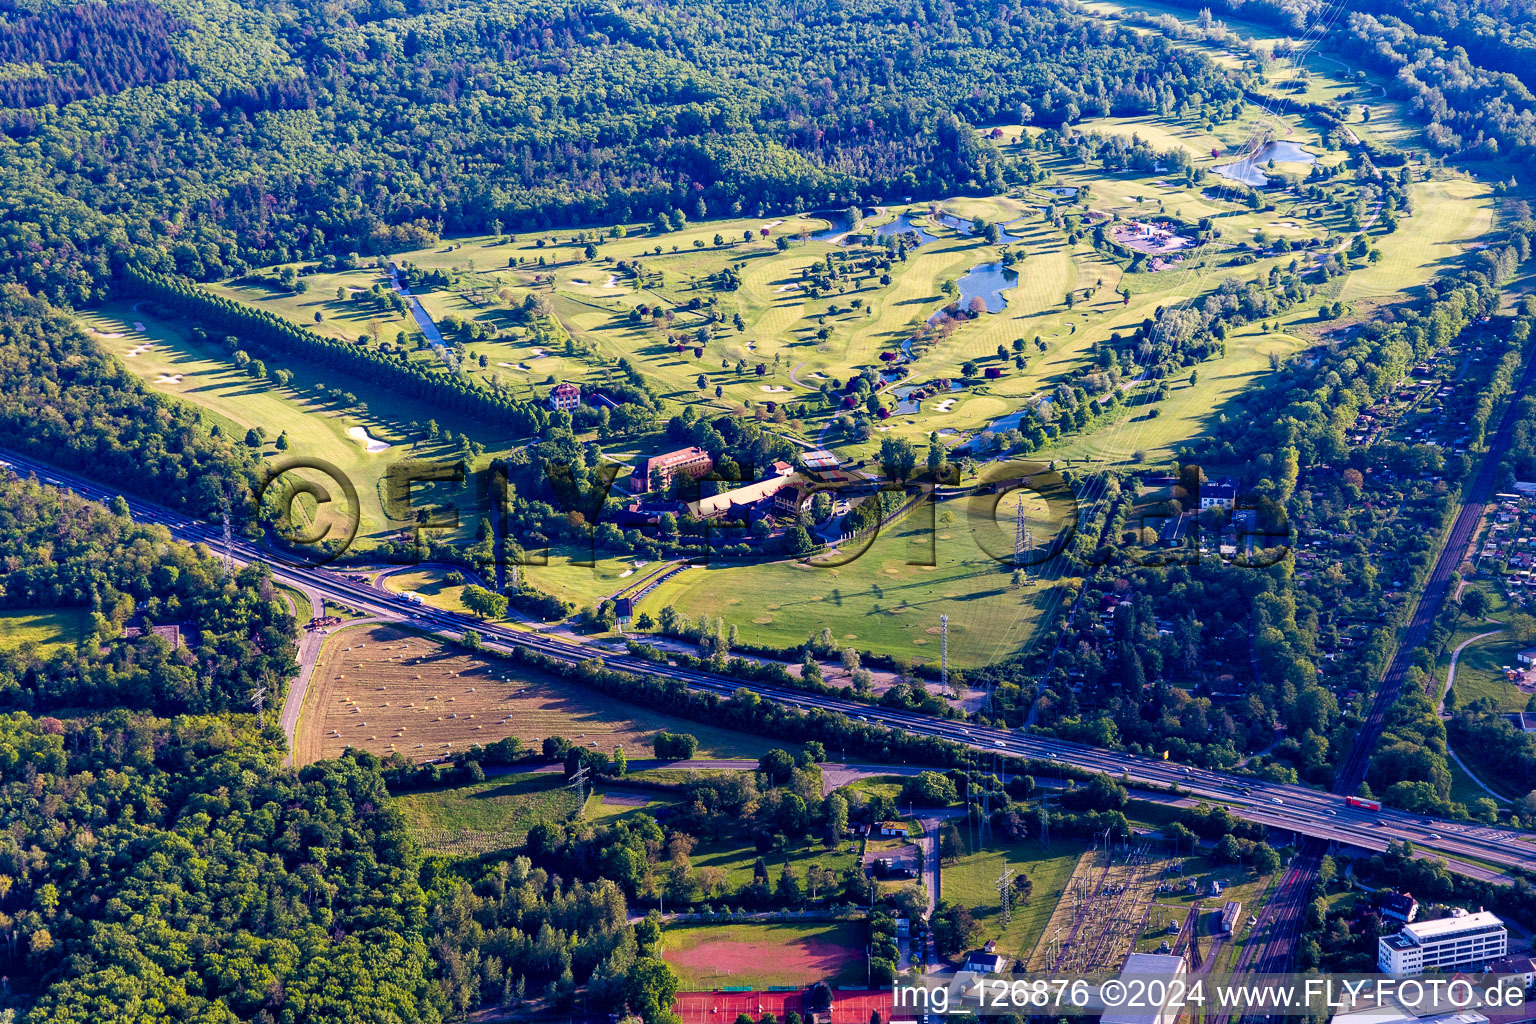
4,448,1534,882
1232,335,1536,986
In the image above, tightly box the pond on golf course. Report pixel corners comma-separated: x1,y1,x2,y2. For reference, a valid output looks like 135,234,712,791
1212,141,1316,186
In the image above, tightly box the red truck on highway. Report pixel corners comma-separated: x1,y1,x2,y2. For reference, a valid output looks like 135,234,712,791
1344,795,1381,811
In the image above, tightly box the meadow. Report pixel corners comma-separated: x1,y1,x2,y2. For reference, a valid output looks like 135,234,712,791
393,771,579,857
1445,633,1530,712
294,623,786,764
688,834,860,894
0,609,87,653
641,505,1065,669
943,834,1081,961
1434,585,1529,712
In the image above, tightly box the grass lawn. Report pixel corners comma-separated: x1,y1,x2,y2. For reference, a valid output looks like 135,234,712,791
1447,755,1512,807
77,301,526,552
382,567,474,615
842,774,912,803
642,507,1064,668
663,920,866,989
689,834,859,894
943,834,1081,961
585,786,677,823
1446,632,1530,712
393,771,578,856
0,609,87,653
1123,798,1186,830
521,545,658,610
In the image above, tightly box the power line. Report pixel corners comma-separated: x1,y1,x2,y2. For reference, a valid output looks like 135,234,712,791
998,866,1017,926
567,763,590,817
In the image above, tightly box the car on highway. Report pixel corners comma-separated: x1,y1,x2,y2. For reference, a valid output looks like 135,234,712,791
1428,832,1441,840
1272,797,1284,804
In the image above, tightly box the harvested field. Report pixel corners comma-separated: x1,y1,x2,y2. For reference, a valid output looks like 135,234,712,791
295,623,783,764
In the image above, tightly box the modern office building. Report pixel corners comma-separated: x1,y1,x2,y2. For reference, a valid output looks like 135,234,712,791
1377,910,1507,975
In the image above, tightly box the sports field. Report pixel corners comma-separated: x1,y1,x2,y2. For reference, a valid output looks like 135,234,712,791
295,622,786,763
663,921,866,989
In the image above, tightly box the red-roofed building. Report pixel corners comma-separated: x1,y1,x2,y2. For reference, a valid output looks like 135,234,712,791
547,381,581,411
630,446,714,493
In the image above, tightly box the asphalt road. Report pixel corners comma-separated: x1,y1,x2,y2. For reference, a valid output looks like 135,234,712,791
4,448,1534,883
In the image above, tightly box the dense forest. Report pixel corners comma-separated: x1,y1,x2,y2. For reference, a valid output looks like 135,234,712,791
0,471,295,712
0,0,1242,303
0,286,256,514
1158,0,1536,163
2,712,451,1022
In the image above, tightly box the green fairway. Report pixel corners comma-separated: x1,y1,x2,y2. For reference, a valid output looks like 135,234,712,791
943,834,1081,961
206,264,417,349
642,505,1066,668
0,609,87,653
77,302,517,550
1338,177,1493,304
175,48,1504,656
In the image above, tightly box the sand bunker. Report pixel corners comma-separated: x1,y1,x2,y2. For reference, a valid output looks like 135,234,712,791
132,322,146,332
774,284,799,293
934,398,956,412
347,426,391,452
124,343,154,358
153,374,183,385
759,385,789,393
